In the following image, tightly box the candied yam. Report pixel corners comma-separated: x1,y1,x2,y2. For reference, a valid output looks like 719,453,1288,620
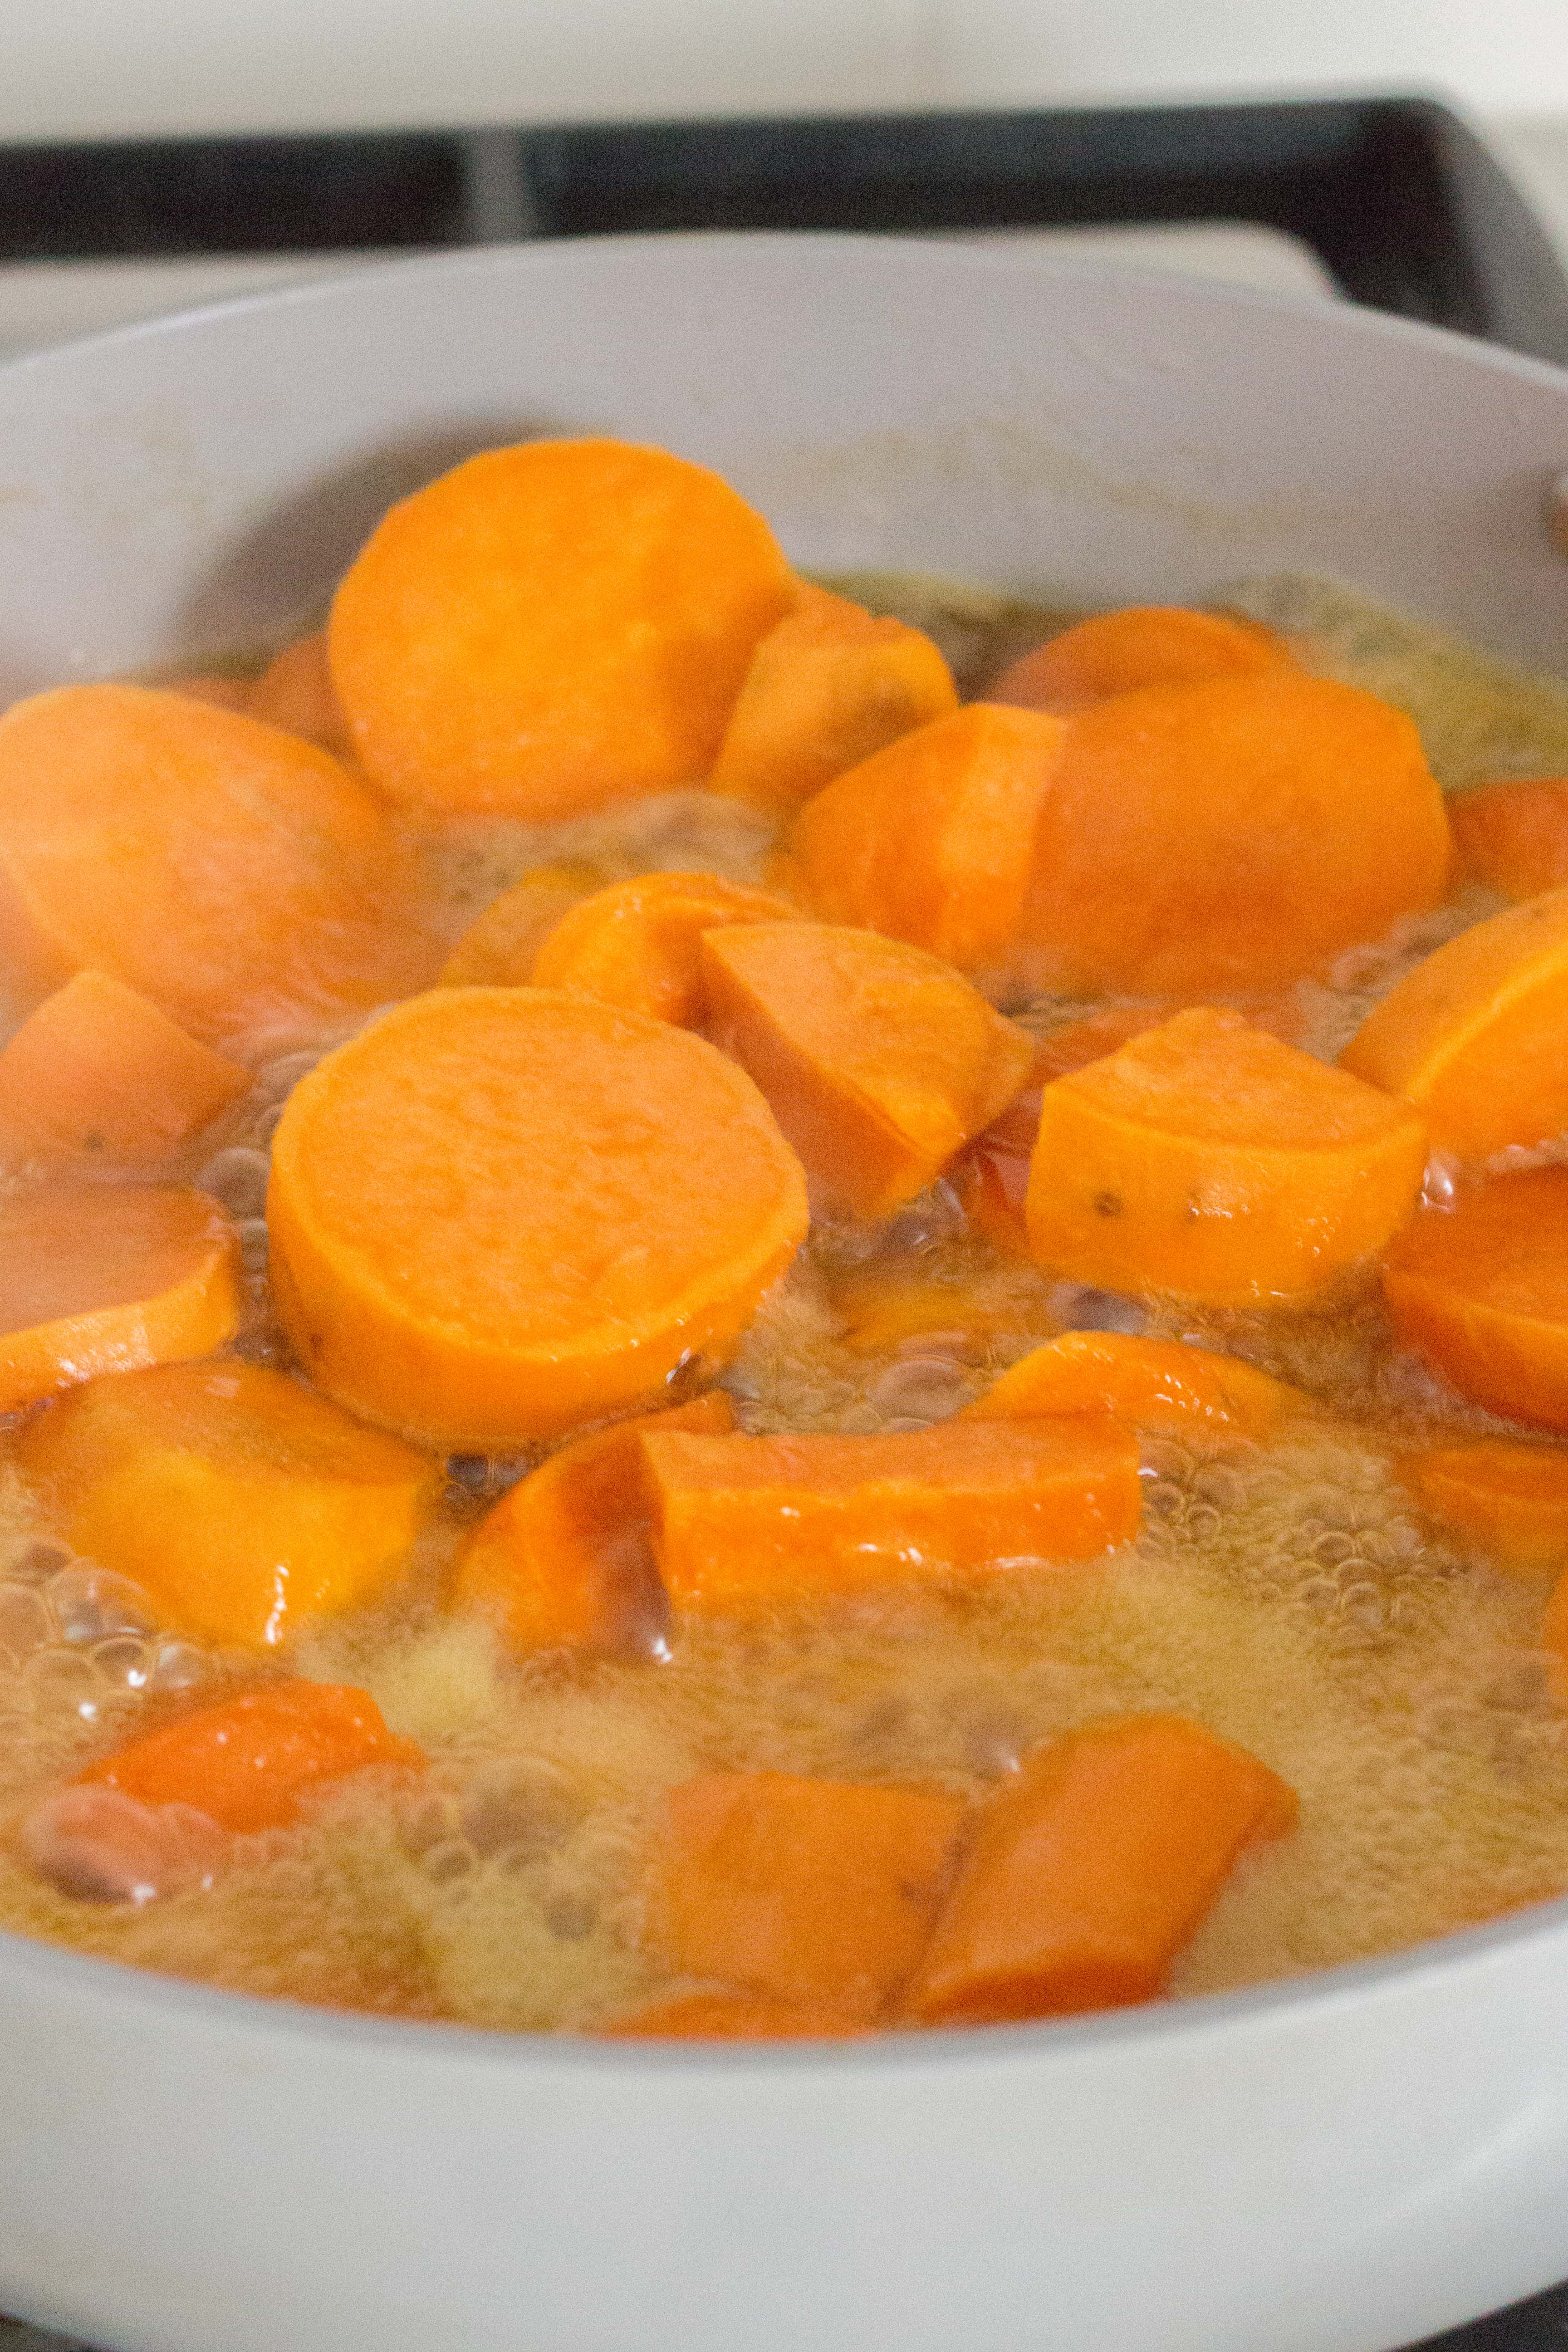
267,988,809,1449
1398,1441,1568,1573
785,704,1066,973
0,970,248,1167
453,1392,734,1655
1026,1008,1428,1305
16,1362,439,1650
438,861,606,987
904,1713,1298,2025
1382,1170,1568,1429
992,605,1291,715
0,1183,240,1413
968,1332,1302,1444
530,872,798,1025
651,1772,965,2016
0,684,439,1049
78,1679,423,1834
1017,674,1452,995
598,1992,868,2040
1340,887,1568,1158
642,1418,1142,1613
247,631,353,757
708,583,958,814
700,921,1032,1218
329,438,793,817
1449,779,1568,901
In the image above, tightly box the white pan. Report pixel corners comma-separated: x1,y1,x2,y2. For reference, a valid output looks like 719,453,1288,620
2,235,1568,2352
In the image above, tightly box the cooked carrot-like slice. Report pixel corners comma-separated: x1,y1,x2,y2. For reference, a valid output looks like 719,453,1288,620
1449,779,1568,902
1017,674,1451,995
247,631,353,758
642,1418,1141,1613
78,1679,423,1835
0,684,439,1049
992,606,1291,716
1341,888,1568,1158
651,1772,965,2017
785,704,1067,973
953,1014,1166,1254
329,437,794,817
16,1361,439,1650
0,970,248,1166
708,583,958,814
904,1713,1297,2024
598,1991,868,2040
827,1269,1016,1357
453,1392,734,1654
1382,1169,1568,1429
967,1332,1303,1444
267,987,808,1448
0,1183,239,1414
438,861,607,987
1398,1441,1568,1573
531,872,798,1025
1027,1008,1428,1305
701,921,1032,1219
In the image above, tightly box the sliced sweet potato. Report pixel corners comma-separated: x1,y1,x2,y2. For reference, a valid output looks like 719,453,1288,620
248,631,353,758
967,1332,1302,1444
1382,1169,1568,1429
16,1361,439,1650
1027,1008,1428,1304
329,437,794,816
530,872,798,1025
785,703,1067,973
438,862,607,987
1449,778,1568,902
0,970,248,1166
700,921,1032,1218
267,987,809,1448
642,1417,1142,1612
0,1183,240,1414
1398,1440,1568,1573
992,606,1291,715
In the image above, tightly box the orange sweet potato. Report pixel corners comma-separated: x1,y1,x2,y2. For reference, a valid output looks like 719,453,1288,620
0,684,440,1049
78,1679,424,1834
1449,779,1568,902
1382,1169,1568,1429
651,1772,965,2016
1398,1440,1568,1573
708,583,958,813
0,1183,240,1414
530,872,798,1025
438,862,606,987
16,1361,439,1649
967,1332,1303,1444
598,1992,868,2040
992,606,1291,715
953,1014,1165,1254
700,921,1032,1218
0,970,248,1166
453,1392,734,1654
247,631,353,758
785,704,1068,973
267,987,808,1448
1017,673,1451,995
1340,887,1568,1158
904,1713,1297,2024
642,1417,1142,1613
329,437,794,817
1027,1008,1428,1305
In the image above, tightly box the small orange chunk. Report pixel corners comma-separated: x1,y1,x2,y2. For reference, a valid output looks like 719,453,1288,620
598,1992,868,2040
652,1772,965,2016
786,704,1067,973
248,631,353,758
992,606,1291,715
0,1184,240,1414
1341,888,1568,1158
642,1418,1142,1613
701,921,1032,1218
78,1679,423,1834
531,872,798,1025
708,583,958,814
1449,779,1568,902
904,1713,1297,2024
267,988,808,1448
967,1332,1302,1444
329,437,794,817
0,970,248,1166
1398,1441,1568,1573
1027,1008,1428,1305
1382,1170,1568,1429
16,1362,439,1649
1017,673,1451,995
453,1392,734,1655
827,1269,1014,1357
438,862,607,987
